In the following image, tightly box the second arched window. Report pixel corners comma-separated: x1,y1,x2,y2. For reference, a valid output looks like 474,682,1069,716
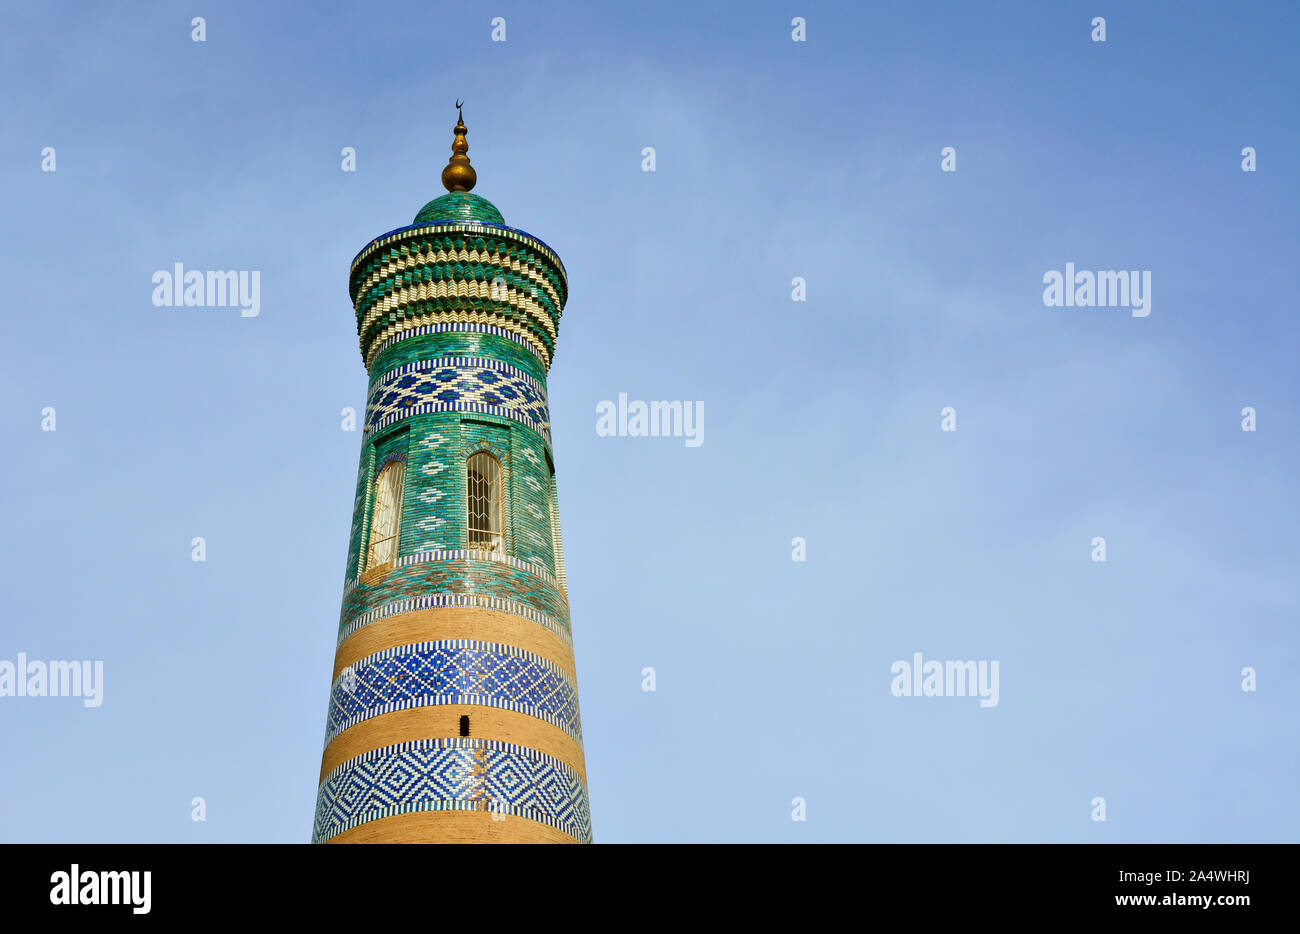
467,451,503,553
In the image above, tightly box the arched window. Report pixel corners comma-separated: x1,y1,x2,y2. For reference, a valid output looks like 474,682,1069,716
467,451,503,553
366,459,405,569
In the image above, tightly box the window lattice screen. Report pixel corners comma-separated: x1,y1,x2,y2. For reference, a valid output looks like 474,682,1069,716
467,452,503,553
366,460,405,569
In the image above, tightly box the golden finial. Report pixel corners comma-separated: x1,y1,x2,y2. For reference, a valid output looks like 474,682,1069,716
440,100,477,193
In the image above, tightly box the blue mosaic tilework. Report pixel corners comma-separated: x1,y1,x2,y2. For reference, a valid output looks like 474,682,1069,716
371,357,546,404
325,639,581,747
313,737,591,843
364,357,550,444
373,450,408,478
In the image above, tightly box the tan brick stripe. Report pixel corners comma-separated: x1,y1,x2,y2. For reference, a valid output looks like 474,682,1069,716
326,808,581,844
332,607,578,683
319,703,587,785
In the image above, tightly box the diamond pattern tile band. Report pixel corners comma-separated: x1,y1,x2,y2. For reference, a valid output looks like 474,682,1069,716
365,356,550,442
325,639,582,747
313,737,592,843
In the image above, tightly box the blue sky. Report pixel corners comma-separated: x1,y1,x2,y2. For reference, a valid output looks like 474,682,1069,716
1,0,1296,842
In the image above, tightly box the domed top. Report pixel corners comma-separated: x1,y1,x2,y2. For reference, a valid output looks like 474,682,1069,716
413,103,503,226
413,191,505,226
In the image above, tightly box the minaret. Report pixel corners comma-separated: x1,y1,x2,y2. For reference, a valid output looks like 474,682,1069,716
312,105,590,843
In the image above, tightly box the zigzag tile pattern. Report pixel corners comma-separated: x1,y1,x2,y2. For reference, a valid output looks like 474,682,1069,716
349,227,567,371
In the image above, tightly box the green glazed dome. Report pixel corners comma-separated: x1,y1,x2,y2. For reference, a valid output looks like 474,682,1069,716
413,191,504,226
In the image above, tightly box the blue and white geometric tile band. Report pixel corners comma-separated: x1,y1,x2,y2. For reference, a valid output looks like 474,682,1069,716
313,737,591,843
365,356,550,441
325,639,582,747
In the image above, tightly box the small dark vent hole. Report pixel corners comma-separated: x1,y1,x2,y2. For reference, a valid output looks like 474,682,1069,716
459,715,470,737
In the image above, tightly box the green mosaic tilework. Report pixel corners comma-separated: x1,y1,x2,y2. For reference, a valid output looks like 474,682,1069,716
506,429,557,574
369,328,549,387
413,192,506,226
351,226,567,298
349,407,562,581
349,231,567,369
389,414,505,557
338,555,570,635
548,473,567,592
343,444,372,583
373,428,409,460
396,412,459,555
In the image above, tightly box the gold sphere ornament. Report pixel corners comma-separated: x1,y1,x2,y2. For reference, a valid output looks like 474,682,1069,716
440,101,477,193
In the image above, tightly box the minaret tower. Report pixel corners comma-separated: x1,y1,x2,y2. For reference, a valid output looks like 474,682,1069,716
312,106,590,843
